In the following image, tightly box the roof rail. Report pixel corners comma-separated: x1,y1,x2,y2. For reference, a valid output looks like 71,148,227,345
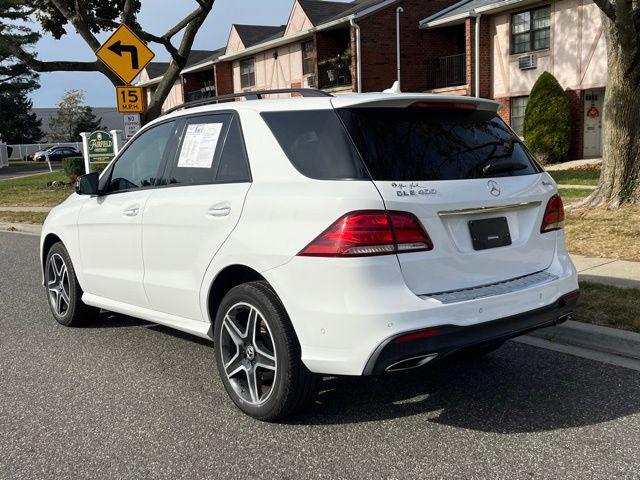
163,88,333,115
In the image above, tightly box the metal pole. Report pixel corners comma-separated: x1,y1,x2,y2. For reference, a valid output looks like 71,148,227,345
350,18,362,93
474,13,482,98
45,153,53,172
396,7,404,91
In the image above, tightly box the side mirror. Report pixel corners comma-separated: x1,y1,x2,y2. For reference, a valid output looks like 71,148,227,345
76,172,100,196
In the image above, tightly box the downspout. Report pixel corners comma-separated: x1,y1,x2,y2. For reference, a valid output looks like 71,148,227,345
474,13,482,98
396,7,403,90
350,18,362,93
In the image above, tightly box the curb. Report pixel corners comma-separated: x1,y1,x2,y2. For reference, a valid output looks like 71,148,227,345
526,320,640,361
0,222,42,236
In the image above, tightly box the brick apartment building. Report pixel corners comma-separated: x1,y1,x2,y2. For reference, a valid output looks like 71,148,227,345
138,0,607,159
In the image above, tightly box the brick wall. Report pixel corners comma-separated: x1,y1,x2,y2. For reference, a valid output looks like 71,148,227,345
566,89,584,160
214,62,234,96
356,0,464,92
494,97,510,124
465,17,491,98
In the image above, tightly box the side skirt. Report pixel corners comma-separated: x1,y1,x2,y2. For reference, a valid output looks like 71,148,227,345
82,293,214,340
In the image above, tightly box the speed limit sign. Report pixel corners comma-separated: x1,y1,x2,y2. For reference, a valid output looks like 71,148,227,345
116,86,144,113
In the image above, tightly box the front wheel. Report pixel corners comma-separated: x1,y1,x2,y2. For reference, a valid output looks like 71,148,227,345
45,242,99,327
214,281,319,421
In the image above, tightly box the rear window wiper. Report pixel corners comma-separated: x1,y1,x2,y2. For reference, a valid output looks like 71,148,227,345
482,161,529,175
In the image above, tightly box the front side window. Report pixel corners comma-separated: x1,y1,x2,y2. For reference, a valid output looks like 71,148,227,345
302,40,315,75
510,96,529,136
105,121,175,193
511,6,550,54
240,58,256,89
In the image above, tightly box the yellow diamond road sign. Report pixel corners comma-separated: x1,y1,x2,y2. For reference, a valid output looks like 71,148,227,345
96,24,155,85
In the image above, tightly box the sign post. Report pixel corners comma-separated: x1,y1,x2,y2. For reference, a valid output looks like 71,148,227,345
110,130,124,155
80,132,91,174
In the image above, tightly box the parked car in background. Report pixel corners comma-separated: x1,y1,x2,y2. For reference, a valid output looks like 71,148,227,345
34,146,82,162
40,89,579,421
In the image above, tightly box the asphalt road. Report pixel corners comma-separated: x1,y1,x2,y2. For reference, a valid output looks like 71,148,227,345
0,163,60,180
1,232,639,480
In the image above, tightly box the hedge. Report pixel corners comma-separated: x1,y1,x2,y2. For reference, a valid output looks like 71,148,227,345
523,71,571,164
62,157,85,183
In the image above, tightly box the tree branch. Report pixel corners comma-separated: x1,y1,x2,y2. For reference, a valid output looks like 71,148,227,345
121,0,135,25
45,0,101,51
163,6,204,40
592,0,617,22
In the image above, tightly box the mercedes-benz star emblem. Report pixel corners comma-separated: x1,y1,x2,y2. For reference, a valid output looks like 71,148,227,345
487,180,501,197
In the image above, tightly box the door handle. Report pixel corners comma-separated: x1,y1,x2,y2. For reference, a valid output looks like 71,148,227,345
123,206,140,217
207,206,231,217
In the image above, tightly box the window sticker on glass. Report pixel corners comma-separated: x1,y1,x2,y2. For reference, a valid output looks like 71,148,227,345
177,123,224,169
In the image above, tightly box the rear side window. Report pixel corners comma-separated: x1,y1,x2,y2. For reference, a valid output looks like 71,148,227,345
261,110,369,180
337,107,542,181
163,113,250,186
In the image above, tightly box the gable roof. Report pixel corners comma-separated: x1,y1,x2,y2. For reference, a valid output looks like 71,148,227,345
233,24,287,48
297,0,355,25
144,62,170,80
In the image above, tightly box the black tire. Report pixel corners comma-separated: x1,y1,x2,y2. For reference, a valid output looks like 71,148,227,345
44,242,99,327
214,281,319,421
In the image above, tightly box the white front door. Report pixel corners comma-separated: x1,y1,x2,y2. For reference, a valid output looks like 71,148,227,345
583,89,604,158
78,120,177,307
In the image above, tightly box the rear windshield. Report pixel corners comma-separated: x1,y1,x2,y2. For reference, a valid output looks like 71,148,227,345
336,107,542,181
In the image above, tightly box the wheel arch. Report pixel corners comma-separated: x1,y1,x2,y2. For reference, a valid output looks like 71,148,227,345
207,264,267,325
41,233,63,282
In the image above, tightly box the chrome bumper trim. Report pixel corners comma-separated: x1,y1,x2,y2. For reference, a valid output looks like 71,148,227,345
422,271,558,304
438,201,542,217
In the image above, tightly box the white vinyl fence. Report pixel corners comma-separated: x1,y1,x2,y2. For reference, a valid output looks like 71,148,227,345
7,142,83,161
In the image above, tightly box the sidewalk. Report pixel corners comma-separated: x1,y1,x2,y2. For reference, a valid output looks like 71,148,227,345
572,254,640,289
0,206,53,212
545,158,602,171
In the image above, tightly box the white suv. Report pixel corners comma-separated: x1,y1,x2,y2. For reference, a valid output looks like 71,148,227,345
41,90,579,421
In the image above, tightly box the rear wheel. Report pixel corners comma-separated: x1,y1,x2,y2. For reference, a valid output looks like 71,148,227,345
45,242,99,327
214,281,319,421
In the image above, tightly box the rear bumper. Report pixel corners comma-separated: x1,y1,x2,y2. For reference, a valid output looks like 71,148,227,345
363,290,578,375
264,234,578,376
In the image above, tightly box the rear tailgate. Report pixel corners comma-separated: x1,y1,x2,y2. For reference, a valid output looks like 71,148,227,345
332,95,558,295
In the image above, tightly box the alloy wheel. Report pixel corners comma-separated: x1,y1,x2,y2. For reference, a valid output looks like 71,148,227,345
47,253,70,317
219,302,277,406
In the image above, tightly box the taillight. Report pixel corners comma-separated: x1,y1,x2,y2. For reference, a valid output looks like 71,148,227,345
298,210,433,257
541,194,565,233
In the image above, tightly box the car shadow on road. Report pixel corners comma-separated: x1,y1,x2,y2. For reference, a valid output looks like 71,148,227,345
287,342,640,433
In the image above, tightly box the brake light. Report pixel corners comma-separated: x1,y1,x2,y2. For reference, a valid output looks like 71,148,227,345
393,329,440,344
541,194,565,233
298,210,433,257
409,101,477,110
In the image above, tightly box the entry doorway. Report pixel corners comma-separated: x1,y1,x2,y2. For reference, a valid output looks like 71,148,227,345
583,88,604,158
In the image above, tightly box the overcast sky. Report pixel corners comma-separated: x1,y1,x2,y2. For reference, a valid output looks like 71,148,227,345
30,0,345,107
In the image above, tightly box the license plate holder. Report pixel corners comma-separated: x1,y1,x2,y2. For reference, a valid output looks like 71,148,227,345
468,216,512,251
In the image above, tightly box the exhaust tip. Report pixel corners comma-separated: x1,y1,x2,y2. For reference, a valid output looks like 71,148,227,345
557,313,573,324
385,353,438,372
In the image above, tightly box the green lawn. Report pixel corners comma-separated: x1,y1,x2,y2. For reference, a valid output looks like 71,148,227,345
558,188,592,204
0,171,73,207
0,210,49,224
548,169,600,186
575,281,640,333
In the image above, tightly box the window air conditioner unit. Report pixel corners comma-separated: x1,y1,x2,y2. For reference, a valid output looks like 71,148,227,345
306,74,317,89
518,54,537,70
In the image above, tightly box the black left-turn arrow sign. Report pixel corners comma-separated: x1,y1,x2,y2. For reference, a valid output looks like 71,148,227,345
108,40,139,69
